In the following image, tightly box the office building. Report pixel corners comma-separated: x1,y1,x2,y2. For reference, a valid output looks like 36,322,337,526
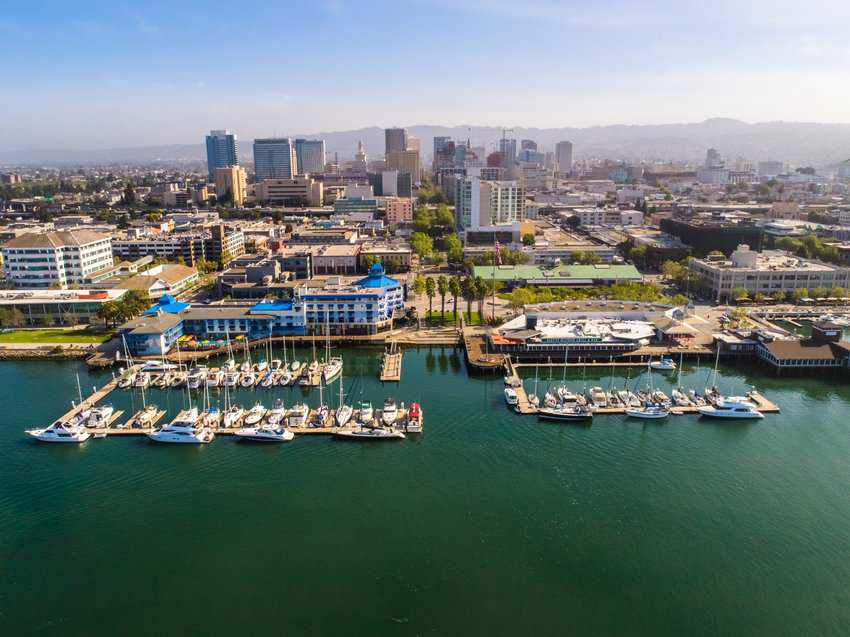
499,138,517,168
382,170,399,197
433,136,454,171
294,139,325,174
455,176,523,232
758,161,785,178
253,138,297,180
385,128,408,155
555,141,573,175
384,197,413,224
386,149,421,183
705,148,722,168
205,130,238,181
254,176,323,206
520,139,537,151
214,166,247,207
2,230,113,289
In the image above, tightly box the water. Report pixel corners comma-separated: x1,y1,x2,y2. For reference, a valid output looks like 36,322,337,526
2,348,850,636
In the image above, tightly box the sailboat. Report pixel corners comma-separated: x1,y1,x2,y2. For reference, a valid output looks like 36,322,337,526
322,308,343,382
335,360,353,427
221,382,244,428
625,362,670,419
311,375,329,427
527,364,540,408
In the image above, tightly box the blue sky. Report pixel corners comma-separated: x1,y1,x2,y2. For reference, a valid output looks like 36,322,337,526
2,0,850,149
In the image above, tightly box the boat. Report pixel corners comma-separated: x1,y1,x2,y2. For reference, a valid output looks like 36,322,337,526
140,361,178,373
26,420,91,443
335,367,352,427
287,402,309,428
671,388,691,407
503,375,521,387
277,369,292,386
260,371,276,388
311,404,329,427
504,387,518,406
222,405,244,428
358,401,374,424
240,372,257,387
206,369,224,388
223,369,241,387
333,425,405,440
118,371,135,388
698,397,764,419
537,404,594,422
148,408,214,444
589,386,607,407
186,366,207,389
650,356,677,371
243,403,267,426
625,404,670,419
254,361,269,374
290,360,301,373
323,357,343,383
543,391,558,408
271,359,282,370
234,423,294,442
131,404,161,428
266,399,287,425
381,398,399,425
133,372,150,388
170,371,187,387
199,407,220,428
86,405,114,428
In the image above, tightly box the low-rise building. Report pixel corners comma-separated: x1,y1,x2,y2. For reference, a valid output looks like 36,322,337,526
117,264,200,298
384,197,414,224
2,230,113,289
0,288,127,326
472,263,642,289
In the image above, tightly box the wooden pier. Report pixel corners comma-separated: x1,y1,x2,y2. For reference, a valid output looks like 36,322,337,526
56,367,137,424
380,344,403,382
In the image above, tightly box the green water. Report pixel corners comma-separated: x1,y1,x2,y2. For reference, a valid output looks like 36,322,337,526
2,349,850,636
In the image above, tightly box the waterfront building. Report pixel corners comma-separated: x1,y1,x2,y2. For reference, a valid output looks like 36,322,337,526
294,139,325,174
205,129,238,181
0,288,127,325
118,264,200,298
214,166,247,207
253,138,298,180
689,244,850,302
2,230,113,289
472,263,642,290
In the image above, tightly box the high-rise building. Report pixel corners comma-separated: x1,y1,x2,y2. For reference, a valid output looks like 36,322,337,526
705,148,722,168
455,176,523,231
253,138,298,180
385,128,408,155
555,141,573,175
294,139,326,174
433,136,454,171
206,130,238,181
499,138,517,168
387,149,421,184
521,139,537,151
215,166,247,207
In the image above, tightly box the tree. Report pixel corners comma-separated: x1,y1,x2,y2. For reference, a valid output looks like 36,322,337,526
444,233,463,263
771,291,786,303
628,245,647,268
473,276,487,318
521,233,536,246
831,287,847,298
508,287,534,311
410,232,433,259
434,204,454,230
790,288,808,303
754,292,767,303
413,275,426,299
810,286,828,299
437,275,448,321
425,277,436,320
661,260,684,280
448,276,461,323
731,287,749,302
461,277,475,321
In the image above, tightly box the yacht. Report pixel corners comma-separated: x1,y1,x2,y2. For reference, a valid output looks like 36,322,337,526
589,386,608,407
206,369,224,388
649,356,677,371
26,420,91,443
504,387,519,406
537,403,593,422
234,423,294,442
358,401,374,424
698,397,764,419
266,399,287,425
625,404,670,419
86,405,115,428
148,408,214,444
187,366,208,389
335,402,353,428
334,425,405,440
381,398,399,425
243,403,267,426
287,402,309,428
222,404,245,428
323,357,343,383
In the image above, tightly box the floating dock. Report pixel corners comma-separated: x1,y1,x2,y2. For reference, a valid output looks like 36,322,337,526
380,344,403,382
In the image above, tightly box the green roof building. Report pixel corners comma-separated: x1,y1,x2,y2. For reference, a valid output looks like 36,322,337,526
472,263,642,288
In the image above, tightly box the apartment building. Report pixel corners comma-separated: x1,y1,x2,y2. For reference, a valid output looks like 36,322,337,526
2,230,113,289
384,197,413,224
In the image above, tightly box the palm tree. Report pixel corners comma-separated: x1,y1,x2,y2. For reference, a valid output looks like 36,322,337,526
448,277,461,323
474,276,487,318
437,275,448,324
425,277,436,321
461,277,475,322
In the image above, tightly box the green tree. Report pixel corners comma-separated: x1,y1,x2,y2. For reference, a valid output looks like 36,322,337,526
461,277,475,321
661,260,684,280
413,275,426,300
444,233,463,263
521,233,536,246
810,286,828,299
731,287,749,301
628,245,647,268
754,292,767,303
473,276,487,318
437,275,448,321
771,291,786,303
410,232,433,259
448,276,461,322
425,277,436,320
508,287,535,310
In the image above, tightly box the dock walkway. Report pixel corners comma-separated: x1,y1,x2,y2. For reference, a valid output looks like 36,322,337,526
380,344,403,382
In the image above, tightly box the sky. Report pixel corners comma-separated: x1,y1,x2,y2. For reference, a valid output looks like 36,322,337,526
2,0,850,149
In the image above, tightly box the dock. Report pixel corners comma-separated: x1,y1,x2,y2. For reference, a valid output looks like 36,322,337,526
56,367,137,424
379,344,403,382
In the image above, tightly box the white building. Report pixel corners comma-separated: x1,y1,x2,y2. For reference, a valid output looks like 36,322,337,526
2,230,113,289
555,141,573,175
455,176,524,232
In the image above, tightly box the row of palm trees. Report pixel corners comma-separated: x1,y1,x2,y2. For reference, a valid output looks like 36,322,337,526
413,274,495,324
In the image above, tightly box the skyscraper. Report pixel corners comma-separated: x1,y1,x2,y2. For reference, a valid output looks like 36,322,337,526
385,128,408,156
555,141,573,175
521,139,537,151
253,138,298,180
705,148,722,168
499,138,517,168
206,130,238,181
294,139,326,174
387,149,421,184
215,166,247,207
433,136,455,171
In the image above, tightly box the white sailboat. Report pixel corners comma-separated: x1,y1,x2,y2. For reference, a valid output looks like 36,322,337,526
335,362,353,427
243,403,266,426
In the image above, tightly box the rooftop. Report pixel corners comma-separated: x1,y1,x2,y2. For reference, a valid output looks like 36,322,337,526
473,263,642,283
2,229,110,249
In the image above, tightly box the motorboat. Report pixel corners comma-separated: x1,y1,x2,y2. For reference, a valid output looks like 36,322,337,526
649,356,677,371
133,372,151,388
240,372,257,387
625,404,670,419
504,387,519,406
148,408,214,444
335,402,353,427
589,386,608,407
140,361,178,373
26,420,91,443
266,399,287,425
222,405,245,428
86,405,114,428
406,402,422,429
234,423,294,442
381,398,399,425
287,402,309,428
243,404,267,426
334,425,405,440
206,369,224,388
698,397,764,419
323,357,343,383
358,401,374,424
223,369,241,387
187,366,207,389
536,404,593,422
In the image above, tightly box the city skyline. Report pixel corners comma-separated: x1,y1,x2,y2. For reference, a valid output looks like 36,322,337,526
3,0,850,150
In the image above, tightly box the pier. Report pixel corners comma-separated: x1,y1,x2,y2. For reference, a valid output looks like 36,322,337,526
379,343,403,382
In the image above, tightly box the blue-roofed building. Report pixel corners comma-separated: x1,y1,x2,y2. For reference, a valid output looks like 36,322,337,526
143,294,190,316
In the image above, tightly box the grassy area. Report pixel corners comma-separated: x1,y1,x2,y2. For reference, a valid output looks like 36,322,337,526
422,310,487,326
0,328,115,344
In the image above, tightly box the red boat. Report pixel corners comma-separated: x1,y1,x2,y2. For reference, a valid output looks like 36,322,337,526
408,402,420,421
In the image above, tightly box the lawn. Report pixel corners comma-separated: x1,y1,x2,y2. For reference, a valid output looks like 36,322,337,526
421,311,487,326
0,328,115,344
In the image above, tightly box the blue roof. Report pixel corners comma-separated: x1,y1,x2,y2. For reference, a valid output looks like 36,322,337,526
144,294,189,316
251,300,294,312
355,263,400,289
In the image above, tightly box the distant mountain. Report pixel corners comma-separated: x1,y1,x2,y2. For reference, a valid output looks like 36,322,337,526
4,119,850,166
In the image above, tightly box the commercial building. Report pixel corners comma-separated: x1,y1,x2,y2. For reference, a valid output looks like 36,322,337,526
660,216,764,255
253,176,323,207
294,139,325,174
455,176,524,232
555,141,573,175
0,288,128,325
689,244,850,302
253,138,297,180
214,166,247,207
472,263,642,289
385,128,408,155
386,149,421,183
118,264,200,298
205,129,238,180
384,197,413,224
2,230,113,289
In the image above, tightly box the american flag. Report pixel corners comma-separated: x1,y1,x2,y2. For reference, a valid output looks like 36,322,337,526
494,239,502,266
